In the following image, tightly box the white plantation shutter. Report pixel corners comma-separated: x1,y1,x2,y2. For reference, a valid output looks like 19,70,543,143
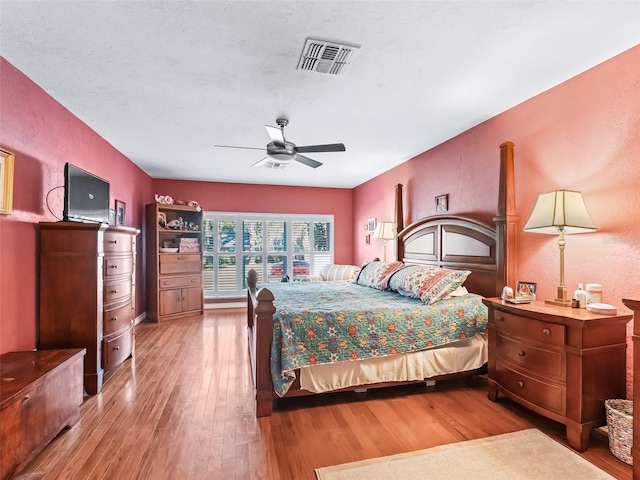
202,213,334,298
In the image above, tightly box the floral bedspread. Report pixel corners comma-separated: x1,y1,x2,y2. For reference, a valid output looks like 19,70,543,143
260,281,488,396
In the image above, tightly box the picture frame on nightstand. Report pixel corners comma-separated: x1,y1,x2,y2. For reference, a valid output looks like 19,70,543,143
516,281,537,299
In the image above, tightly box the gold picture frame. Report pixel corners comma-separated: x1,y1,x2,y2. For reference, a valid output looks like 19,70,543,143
0,148,15,214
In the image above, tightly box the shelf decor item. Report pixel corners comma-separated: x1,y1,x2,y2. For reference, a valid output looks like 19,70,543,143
523,190,596,306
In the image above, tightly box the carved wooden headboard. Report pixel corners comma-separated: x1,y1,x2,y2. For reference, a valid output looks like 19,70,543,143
394,141,518,298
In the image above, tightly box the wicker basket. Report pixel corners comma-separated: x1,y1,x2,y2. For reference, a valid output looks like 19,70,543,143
605,399,633,465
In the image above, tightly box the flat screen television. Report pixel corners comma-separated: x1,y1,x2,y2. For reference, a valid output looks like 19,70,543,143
63,163,110,224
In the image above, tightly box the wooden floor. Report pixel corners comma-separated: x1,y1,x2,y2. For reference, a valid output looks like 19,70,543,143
16,310,632,480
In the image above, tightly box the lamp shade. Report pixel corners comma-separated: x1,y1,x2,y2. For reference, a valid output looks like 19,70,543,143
374,221,395,240
523,190,596,234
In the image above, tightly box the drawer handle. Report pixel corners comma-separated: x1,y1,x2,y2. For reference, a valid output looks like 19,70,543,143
110,316,118,322
107,240,117,244
517,350,526,357
178,257,185,261
23,394,30,402
163,282,170,286
542,328,551,335
517,381,525,388
110,289,118,294
110,264,118,269
496,316,504,322
114,346,120,351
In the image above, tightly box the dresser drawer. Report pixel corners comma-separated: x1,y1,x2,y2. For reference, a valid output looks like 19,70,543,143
104,278,132,304
104,231,132,254
495,363,566,415
159,275,202,289
103,327,133,372
103,301,133,336
496,334,565,380
104,255,133,277
494,311,565,346
159,254,201,275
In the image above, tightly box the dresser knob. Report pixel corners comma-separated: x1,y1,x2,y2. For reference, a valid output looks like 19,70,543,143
110,264,118,269
542,328,550,335
517,381,524,388
114,346,120,351
23,394,30,402
108,240,117,244
110,289,117,294
110,316,117,321
518,350,526,357
496,316,504,322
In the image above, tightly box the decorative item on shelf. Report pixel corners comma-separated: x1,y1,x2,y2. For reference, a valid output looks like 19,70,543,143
435,194,448,213
586,283,603,304
158,212,167,229
374,221,395,262
501,286,514,301
179,237,200,253
115,199,126,226
573,283,588,308
166,217,184,229
523,190,596,307
155,194,174,204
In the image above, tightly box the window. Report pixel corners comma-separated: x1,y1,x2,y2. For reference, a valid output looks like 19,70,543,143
202,213,334,298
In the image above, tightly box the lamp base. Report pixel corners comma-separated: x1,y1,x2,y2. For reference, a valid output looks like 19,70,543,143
545,298,572,307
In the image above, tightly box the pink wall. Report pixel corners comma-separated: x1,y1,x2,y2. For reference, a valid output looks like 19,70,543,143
151,179,354,265
354,45,640,395
0,57,154,354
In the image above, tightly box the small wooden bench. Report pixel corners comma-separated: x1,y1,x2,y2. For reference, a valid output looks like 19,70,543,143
1,348,86,480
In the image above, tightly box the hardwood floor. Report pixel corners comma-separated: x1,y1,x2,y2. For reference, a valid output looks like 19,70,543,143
16,310,632,480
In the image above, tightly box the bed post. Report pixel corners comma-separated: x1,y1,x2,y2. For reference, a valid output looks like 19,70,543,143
493,141,518,293
394,183,404,232
246,269,277,417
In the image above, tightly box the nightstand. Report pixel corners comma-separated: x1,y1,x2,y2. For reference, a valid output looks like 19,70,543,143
482,297,632,451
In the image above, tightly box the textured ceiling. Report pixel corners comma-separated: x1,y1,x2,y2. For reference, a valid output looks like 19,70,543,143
1,1,639,188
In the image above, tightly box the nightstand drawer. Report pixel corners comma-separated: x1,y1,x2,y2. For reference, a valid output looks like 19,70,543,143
496,334,565,380
495,363,565,415
494,311,565,346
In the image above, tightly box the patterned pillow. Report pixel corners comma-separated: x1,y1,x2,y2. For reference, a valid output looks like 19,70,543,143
398,266,471,304
388,264,422,296
356,261,405,290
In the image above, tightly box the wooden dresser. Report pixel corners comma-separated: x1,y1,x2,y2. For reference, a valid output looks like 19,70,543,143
39,222,140,394
622,298,639,478
483,297,631,451
0,349,85,480
145,203,203,322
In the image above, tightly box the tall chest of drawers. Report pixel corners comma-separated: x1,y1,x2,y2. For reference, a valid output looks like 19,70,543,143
483,297,631,451
39,222,140,394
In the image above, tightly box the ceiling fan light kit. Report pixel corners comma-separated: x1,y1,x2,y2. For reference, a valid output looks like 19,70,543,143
215,117,346,169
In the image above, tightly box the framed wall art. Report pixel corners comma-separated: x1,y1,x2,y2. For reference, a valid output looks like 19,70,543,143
115,199,126,226
0,148,15,214
367,218,377,233
435,194,448,213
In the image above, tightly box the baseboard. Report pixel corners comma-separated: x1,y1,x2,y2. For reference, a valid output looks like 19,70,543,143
135,312,147,325
205,302,245,309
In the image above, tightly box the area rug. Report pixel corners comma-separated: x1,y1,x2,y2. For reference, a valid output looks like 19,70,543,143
315,428,615,480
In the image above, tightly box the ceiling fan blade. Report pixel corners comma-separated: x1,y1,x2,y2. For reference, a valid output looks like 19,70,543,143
265,125,285,145
251,156,271,168
296,143,346,153
214,144,266,151
295,154,323,168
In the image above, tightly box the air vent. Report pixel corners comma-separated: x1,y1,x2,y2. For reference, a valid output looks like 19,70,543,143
297,38,360,75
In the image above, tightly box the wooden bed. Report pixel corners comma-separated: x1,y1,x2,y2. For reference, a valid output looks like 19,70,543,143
247,142,517,417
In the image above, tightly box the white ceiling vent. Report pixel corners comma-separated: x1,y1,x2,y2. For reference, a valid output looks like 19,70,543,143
297,38,360,75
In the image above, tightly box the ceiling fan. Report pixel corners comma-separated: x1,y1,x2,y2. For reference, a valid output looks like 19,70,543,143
214,118,346,169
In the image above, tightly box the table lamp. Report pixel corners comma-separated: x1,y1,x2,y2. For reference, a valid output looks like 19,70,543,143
374,221,395,262
523,190,596,306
